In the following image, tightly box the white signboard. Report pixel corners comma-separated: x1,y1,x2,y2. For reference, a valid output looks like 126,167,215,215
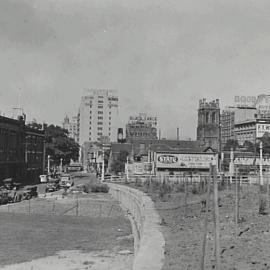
234,157,270,166
156,153,216,169
256,123,270,138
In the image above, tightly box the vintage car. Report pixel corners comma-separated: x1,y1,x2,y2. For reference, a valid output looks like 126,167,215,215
45,179,60,193
60,174,74,189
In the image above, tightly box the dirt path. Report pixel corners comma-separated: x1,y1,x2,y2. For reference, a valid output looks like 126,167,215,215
1,250,133,270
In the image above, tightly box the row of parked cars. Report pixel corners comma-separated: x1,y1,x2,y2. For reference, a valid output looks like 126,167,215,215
45,173,74,193
0,178,38,205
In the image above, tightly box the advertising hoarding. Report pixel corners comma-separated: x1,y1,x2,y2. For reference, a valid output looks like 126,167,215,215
256,123,270,138
256,95,270,115
156,153,216,169
234,96,257,108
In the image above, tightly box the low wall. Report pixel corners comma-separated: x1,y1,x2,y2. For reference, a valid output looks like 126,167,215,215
108,183,165,270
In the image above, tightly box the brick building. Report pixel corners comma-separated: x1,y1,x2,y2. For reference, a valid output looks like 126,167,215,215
0,115,45,185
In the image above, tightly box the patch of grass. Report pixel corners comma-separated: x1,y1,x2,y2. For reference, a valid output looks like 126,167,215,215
0,212,132,267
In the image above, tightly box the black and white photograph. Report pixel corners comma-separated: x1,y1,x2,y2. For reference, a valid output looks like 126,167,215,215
1,0,270,269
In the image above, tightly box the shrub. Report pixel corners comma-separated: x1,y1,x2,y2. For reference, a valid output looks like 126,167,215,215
83,182,109,193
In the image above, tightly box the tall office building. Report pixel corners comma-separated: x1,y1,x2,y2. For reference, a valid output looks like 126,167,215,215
78,90,119,145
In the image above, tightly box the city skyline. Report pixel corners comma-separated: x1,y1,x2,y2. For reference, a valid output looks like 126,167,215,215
1,0,270,139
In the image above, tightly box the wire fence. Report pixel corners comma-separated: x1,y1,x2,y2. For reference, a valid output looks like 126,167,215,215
0,194,124,218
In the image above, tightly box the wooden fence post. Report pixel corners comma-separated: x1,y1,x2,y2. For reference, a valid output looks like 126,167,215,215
76,194,79,216
235,170,239,226
184,177,188,217
28,199,31,215
200,170,212,270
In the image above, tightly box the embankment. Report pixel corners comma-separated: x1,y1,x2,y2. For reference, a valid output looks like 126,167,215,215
108,183,165,270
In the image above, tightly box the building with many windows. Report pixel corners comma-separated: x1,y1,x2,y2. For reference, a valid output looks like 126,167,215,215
234,119,270,146
126,113,158,141
0,115,45,185
63,115,79,143
78,89,119,145
221,108,235,148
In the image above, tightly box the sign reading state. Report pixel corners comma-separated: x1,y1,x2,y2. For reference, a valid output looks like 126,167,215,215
156,153,215,169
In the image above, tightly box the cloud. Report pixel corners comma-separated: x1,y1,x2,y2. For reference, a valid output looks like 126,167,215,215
1,0,270,139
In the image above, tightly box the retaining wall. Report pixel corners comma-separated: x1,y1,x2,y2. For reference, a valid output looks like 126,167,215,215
108,183,165,270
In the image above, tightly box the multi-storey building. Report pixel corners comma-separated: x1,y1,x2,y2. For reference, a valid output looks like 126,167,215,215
221,109,235,148
235,119,270,146
197,99,220,152
0,115,45,185
63,115,79,143
126,113,158,141
78,89,119,145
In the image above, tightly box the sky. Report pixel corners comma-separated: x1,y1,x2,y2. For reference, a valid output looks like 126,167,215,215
1,0,270,139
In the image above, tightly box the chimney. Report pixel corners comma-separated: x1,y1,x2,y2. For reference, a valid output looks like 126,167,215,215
177,127,180,140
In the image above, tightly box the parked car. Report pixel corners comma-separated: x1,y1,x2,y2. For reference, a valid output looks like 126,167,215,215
45,179,60,193
60,174,73,189
0,188,9,205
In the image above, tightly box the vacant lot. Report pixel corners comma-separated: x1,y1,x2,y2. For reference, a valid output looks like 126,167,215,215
125,180,270,270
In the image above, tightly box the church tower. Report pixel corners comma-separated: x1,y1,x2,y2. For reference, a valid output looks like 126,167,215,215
197,99,220,152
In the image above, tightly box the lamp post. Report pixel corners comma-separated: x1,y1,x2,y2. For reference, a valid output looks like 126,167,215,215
60,158,63,173
47,155,50,175
126,156,129,182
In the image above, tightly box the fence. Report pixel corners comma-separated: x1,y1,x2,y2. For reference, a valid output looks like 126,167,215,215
0,194,124,218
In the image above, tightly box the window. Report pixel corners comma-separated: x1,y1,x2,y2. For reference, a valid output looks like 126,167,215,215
98,100,104,103
98,105,103,109
109,117,111,120
109,111,111,115
98,111,103,114
98,116,103,120
98,127,103,130
109,122,111,125
97,122,103,125
97,132,103,136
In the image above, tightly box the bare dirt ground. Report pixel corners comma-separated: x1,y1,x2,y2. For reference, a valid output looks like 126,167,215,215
0,175,134,270
124,180,270,270
154,186,270,270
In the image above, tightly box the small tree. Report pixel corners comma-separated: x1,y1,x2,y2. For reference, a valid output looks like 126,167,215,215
223,139,239,151
111,151,129,174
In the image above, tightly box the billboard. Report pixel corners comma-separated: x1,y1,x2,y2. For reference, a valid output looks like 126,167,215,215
256,95,270,115
156,153,216,169
234,96,257,108
256,123,270,138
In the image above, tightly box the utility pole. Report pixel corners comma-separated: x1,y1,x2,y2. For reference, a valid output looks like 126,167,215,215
101,148,105,182
259,141,263,186
212,160,221,270
229,148,234,184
